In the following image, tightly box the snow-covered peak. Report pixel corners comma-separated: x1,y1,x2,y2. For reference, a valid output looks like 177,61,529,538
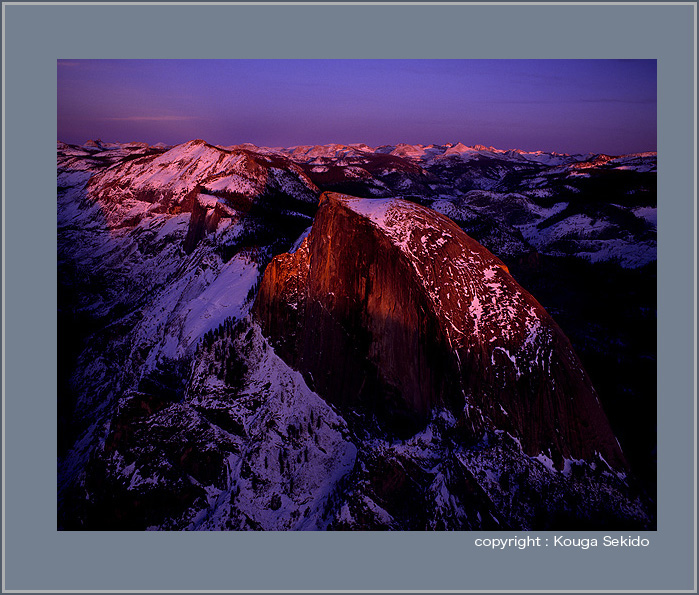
443,142,479,157
85,139,319,212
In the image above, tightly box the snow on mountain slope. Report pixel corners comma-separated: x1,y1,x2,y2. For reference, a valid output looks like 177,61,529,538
607,152,657,172
442,142,483,160
111,139,654,272
86,139,319,216
58,138,655,531
132,250,260,372
632,206,657,228
58,140,160,172
58,141,314,523
386,143,444,160
430,180,655,268
71,319,359,531
517,212,656,267
187,324,358,530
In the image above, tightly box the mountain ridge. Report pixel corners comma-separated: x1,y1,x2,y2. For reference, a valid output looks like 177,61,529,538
57,137,656,530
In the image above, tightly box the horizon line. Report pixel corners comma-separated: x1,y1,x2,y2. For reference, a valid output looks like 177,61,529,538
57,137,658,158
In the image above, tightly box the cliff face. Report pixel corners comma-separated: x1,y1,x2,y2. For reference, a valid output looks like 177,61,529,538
254,192,625,470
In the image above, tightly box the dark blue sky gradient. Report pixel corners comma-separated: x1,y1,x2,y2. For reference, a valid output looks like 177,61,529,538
57,59,656,155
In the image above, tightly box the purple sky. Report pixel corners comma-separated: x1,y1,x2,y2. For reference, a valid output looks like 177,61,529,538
57,59,656,155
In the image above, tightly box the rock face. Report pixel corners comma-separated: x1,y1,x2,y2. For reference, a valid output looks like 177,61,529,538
58,140,653,531
254,192,625,470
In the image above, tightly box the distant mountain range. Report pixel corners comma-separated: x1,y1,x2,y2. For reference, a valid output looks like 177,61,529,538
58,139,656,530
59,138,656,267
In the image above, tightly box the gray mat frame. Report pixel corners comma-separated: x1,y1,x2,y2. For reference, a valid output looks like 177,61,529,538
2,2,696,592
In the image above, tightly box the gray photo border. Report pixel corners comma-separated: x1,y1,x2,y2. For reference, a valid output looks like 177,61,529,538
2,1,696,592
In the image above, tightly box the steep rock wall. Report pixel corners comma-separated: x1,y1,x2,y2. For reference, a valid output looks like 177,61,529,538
254,192,626,470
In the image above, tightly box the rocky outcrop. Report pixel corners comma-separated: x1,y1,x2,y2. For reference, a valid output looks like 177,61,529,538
182,195,231,254
254,192,626,470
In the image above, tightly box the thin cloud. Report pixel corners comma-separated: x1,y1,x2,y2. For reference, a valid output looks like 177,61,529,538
103,115,201,122
483,98,655,105
580,98,655,104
